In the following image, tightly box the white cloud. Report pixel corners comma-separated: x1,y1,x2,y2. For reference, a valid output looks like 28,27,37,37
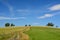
38,14,54,19
0,17,26,20
16,9,31,16
17,9,41,14
17,10,29,12
33,23,40,25
49,4,60,11
19,17,26,19
2,0,14,16
6,4,14,16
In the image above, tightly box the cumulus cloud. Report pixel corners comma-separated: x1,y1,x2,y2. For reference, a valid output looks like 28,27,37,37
49,4,60,11
0,17,26,20
38,14,54,19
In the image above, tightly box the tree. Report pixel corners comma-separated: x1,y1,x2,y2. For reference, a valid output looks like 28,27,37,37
29,24,31,29
56,26,58,28
25,24,27,27
11,23,15,26
29,24,31,26
46,22,54,26
5,23,10,27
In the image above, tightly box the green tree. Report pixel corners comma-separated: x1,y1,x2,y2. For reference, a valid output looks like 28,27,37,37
25,24,27,27
29,24,31,26
56,26,58,28
5,23,10,27
11,23,15,26
46,22,54,26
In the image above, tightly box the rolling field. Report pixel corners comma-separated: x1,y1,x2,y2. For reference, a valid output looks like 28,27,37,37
25,27,60,40
0,26,60,40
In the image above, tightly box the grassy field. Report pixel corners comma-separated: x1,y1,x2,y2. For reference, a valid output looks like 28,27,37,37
0,26,60,40
25,27,60,40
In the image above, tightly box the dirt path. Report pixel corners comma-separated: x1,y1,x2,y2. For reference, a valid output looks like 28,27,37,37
19,27,30,40
8,27,30,40
8,32,20,40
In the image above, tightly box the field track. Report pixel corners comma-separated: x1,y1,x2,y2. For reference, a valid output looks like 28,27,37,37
7,27,30,40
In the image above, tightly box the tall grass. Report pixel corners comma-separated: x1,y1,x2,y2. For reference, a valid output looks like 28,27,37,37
0,27,25,40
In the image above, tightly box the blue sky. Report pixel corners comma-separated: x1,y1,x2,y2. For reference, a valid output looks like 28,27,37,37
0,0,60,27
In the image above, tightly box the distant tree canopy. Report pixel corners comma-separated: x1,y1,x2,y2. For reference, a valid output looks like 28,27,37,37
5,23,10,27
5,23,15,27
11,23,15,26
25,24,27,27
29,24,31,26
56,26,58,28
46,22,54,26
25,24,31,27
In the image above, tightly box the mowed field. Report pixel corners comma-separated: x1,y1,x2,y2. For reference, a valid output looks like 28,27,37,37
25,27,60,40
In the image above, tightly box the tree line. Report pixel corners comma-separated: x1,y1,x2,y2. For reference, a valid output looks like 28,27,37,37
5,22,58,28
5,23,15,27
46,22,58,28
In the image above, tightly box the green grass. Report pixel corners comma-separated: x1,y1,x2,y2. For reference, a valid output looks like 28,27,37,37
0,26,60,40
25,27,60,40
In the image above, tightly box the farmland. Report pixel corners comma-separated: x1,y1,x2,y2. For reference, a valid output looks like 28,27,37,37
0,27,30,40
0,26,60,40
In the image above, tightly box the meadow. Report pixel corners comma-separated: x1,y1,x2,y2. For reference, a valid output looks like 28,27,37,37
25,27,60,40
